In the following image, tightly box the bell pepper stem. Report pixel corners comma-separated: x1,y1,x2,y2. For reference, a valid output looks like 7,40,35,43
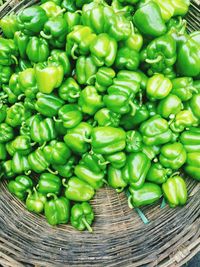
116,187,124,193
39,142,47,150
145,55,162,64
84,137,92,143
98,160,109,166
40,31,52,40
18,94,25,101
47,193,57,200
25,170,31,176
62,179,68,188
160,198,166,209
169,114,175,120
69,92,80,99
0,94,8,100
153,157,158,163
71,44,79,60
103,179,108,185
26,189,32,198
82,217,93,233
86,75,96,85
31,142,36,147
11,55,18,65
135,208,149,224
129,101,137,116
53,117,62,123
55,8,66,16
75,10,82,15
128,196,134,209
170,171,180,178
47,168,58,175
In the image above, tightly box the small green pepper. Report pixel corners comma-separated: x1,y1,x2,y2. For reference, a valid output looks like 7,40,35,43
52,156,76,178
57,104,83,128
108,166,127,192
79,152,106,174
125,130,143,153
26,188,47,214
8,175,33,200
28,148,50,173
0,66,12,86
184,152,200,181
37,173,62,195
115,47,140,71
0,38,18,66
1,160,15,179
14,31,29,59
94,108,120,128
6,103,31,128
26,36,49,63
0,14,19,39
58,78,81,103
11,152,30,175
0,123,14,143
180,128,200,153
18,68,38,99
157,94,183,119
11,135,33,156
105,152,126,169
0,143,7,161
146,163,172,184
171,77,197,102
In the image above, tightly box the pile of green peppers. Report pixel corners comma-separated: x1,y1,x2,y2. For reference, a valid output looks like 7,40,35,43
0,0,199,231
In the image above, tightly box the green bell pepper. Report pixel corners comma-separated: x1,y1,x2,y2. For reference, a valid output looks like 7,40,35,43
6,141,16,157
187,94,200,121
139,115,172,146
61,0,76,12
8,175,33,200
121,27,143,53
35,92,64,118
40,1,65,18
157,94,183,119
94,108,120,127
48,49,71,76
52,156,76,178
18,68,38,99
0,104,7,123
1,160,15,179
151,0,174,22
43,140,71,165
26,188,47,214
159,142,187,170
0,14,19,39
11,152,30,175
78,86,103,115
16,59,32,72
45,194,70,225
11,135,33,156
129,182,162,207
70,202,94,232
170,110,198,133
146,163,172,184
184,152,200,181
122,152,151,189
108,166,127,192
115,47,140,71
26,36,49,63
171,77,197,102
37,173,62,195
0,38,18,65
0,123,14,143
14,31,29,59
79,152,106,174
162,175,187,208
64,122,92,154
58,78,81,102
64,12,81,33
28,148,50,173
105,152,126,169
180,128,200,153
0,143,7,161
90,126,126,155
63,176,95,202
0,65,12,85
6,102,31,128
125,130,143,153
57,104,83,128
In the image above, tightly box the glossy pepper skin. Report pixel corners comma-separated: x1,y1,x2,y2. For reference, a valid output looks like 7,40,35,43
40,1,65,18
58,104,83,129
18,68,38,99
180,128,200,153
177,31,200,77
159,142,187,170
115,47,140,71
66,25,96,59
64,12,81,33
91,127,126,155
133,1,166,37
0,14,19,39
58,78,81,102
170,110,198,133
37,173,62,195
13,31,29,59
90,33,117,67
35,92,64,118
78,86,103,116
17,6,48,35
11,135,33,156
52,156,76,178
94,108,120,127
184,153,200,181
171,77,197,102
26,36,49,63
139,115,172,146
30,115,57,144
48,49,71,76
0,143,7,161
6,102,31,128
0,38,18,66
107,166,127,192
26,188,47,214
162,176,187,208
45,194,70,225
0,123,14,143
146,163,172,184
61,0,76,12
187,94,200,121
75,56,97,85
64,122,92,154
79,152,106,174
0,66,12,86
1,160,15,179
43,140,71,165
0,104,7,123
35,62,64,94
70,202,94,232
105,152,126,169
129,182,162,207
40,16,68,48
157,94,183,119
122,28,143,53
28,148,50,173
63,177,95,202
11,152,30,175
125,130,143,153
8,175,33,200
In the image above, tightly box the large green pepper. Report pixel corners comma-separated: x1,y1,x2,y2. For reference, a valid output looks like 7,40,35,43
26,188,47,214
44,194,70,225
18,68,38,99
26,36,49,63
40,16,68,48
66,25,96,59
43,140,71,165
6,102,31,128
170,110,198,133
115,47,140,71
70,202,94,232
11,135,33,156
122,152,151,189
90,126,126,155
30,115,57,144
94,108,120,127
7,175,33,200
0,123,14,143
105,152,126,169
37,173,62,195
187,94,200,121
35,62,64,94
11,152,30,175
139,115,172,146
159,142,187,170
48,49,71,76
151,0,174,22
78,86,103,115
176,31,200,77
52,156,76,178
28,148,50,173
57,104,83,128
64,122,92,154
40,1,65,18
0,104,7,123
121,27,143,53
63,177,95,202
162,175,187,208
75,56,97,85
90,33,117,67
0,14,19,39
180,128,200,153
14,31,29,59
17,6,48,35
133,1,166,37
184,152,200,181
1,160,15,179
157,94,183,119
107,166,127,192
0,66,12,85
129,182,162,207
0,143,7,161
58,78,81,102
125,130,143,153
146,163,172,184
171,77,197,102
64,12,81,33
0,38,18,65
35,92,64,118
79,152,106,174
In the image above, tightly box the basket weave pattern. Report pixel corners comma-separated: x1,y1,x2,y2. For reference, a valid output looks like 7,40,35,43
0,1,200,266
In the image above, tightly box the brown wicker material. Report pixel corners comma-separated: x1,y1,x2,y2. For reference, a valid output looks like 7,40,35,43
0,1,200,266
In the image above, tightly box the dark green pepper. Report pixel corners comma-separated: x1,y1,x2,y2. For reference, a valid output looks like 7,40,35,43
57,104,83,128
14,31,30,59
52,156,76,178
184,152,200,181
28,148,50,173
146,163,172,184
1,160,15,179
0,65,12,85
26,36,50,63
11,152,30,175
0,123,14,143
0,38,18,65
0,143,7,161
8,175,33,200
115,47,140,71
37,173,62,195
75,56,97,85
58,78,81,102
125,130,143,153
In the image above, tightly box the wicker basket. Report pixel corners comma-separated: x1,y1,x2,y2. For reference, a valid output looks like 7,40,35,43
0,1,200,266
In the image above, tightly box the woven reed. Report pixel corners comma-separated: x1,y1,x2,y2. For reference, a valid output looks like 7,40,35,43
0,1,200,266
